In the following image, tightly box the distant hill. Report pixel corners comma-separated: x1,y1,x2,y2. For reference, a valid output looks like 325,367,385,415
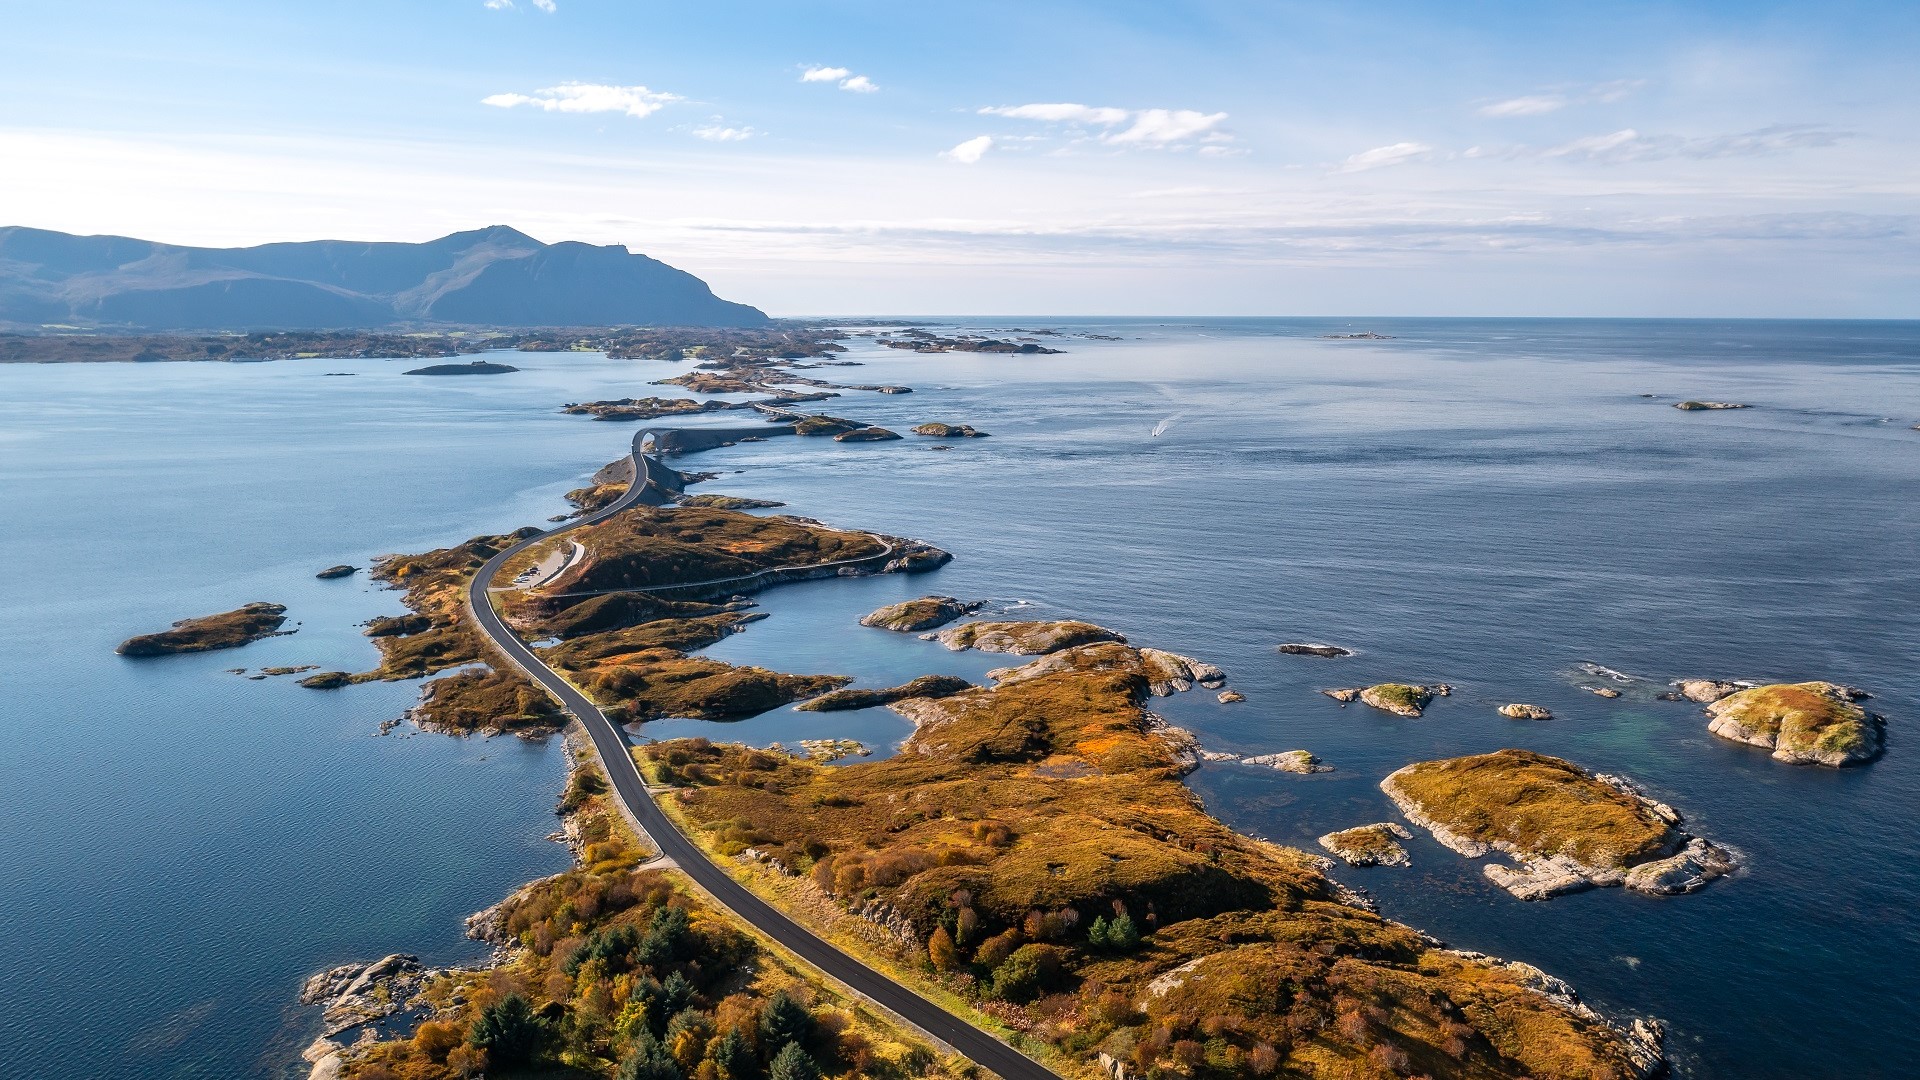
0,225,769,330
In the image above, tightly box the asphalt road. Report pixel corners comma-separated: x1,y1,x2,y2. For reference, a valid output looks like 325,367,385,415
465,427,1057,1080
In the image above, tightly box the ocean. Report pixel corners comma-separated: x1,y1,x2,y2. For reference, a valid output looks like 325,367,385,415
2,318,1915,1078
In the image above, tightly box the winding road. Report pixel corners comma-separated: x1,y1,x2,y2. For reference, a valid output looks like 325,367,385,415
465,427,1058,1080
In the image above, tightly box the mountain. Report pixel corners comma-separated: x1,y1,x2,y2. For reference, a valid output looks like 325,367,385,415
0,225,770,330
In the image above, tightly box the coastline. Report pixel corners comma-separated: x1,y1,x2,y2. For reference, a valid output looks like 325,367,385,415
305,408,1671,1080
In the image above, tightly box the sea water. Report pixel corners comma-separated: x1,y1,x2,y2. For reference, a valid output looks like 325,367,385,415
2,319,1916,1078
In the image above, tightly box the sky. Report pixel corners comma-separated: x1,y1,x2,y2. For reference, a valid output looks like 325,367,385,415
4,1,1918,316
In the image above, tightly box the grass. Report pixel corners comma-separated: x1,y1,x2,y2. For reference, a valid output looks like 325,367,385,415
1386,749,1673,868
528,505,887,597
643,646,1653,1079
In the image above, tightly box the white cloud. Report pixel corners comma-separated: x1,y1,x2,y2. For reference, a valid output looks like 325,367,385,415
801,66,876,92
977,103,1229,149
531,0,556,10
1480,95,1567,118
942,135,993,164
484,0,513,8
1339,141,1435,172
482,83,680,119
1544,124,1848,163
981,103,1132,126
1108,109,1228,145
692,124,755,142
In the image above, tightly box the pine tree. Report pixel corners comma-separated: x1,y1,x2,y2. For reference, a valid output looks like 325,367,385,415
1108,912,1141,950
1086,915,1110,949
618,1030,684,1080
768,1041,821,1080
757,991,813,1055
468,993,547,1068
708,1025,757,1080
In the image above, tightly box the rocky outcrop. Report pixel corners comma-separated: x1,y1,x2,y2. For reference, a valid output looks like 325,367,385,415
931,619,1126,655
1584,686,1623,699
912,422,990,438
298,953,427,1036
298,671,353,689
1137,648,1228,696
116,602,290,656
833,426,902,442
315,564,358,579
1244,750,1332,774
1499,703,1553,720
405,360,518,375
1673,400,1750,411
1217,689,1246,703
1383,750,1734,900
859,595,981,632
1705,681,1882,767
1318,823,1412,866
1675,679,1739,703
880,542,952,575
677,494,786,509
1323,683,1435,717
1278,642,1352,657
796,674,974,712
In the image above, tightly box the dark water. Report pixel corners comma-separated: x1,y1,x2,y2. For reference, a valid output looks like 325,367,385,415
3,319,1916,1078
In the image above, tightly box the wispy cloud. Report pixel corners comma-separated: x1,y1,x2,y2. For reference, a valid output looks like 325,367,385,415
482,83,680,119
977,103,1229,149
482,0,555,11
1544,124,1850,163
1480,95,1567,118
532,0,556,10
1479,80,1645,117
942,135,993,164
1339,141,1435,172
801,66,877,92
692,123,756,142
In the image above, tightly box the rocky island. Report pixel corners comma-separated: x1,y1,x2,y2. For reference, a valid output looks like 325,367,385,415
859,595,981,632
1704,681,1883,766
1279,642,1352,657
912,422,989,438
929,619,1127,655
1383,749,1735,900
1672,400,1750,411
404,360,519,375
315,564,358,579
1318,822,1413,866
1324,682,1439,717
116,602,290,656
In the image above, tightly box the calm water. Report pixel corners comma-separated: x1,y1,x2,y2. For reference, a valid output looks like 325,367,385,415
3,319,1916,1078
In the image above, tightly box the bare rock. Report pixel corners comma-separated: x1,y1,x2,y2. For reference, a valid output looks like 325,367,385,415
1499,703,1553,720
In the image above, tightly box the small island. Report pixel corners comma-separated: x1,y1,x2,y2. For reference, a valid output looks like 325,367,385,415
404,359,519,375
930,619,1127,655
1672,400,1750,411
116,602,290,656
1318,822,1413,866
860,595,981,632
1383,749,1735,900
1279,642,1352,657
832,425,901,442
315,564,358,579
1324,682,1438,717
1499,703,1553,720
1705,681,1883,767
912,422,989,438
795,674,974,712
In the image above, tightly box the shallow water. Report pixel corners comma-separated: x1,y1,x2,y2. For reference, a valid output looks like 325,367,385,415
2,319,1916,1078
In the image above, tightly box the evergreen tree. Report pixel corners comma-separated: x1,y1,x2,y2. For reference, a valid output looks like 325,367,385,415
768,1041,821,1080
708,1025,757,1080
661,971,694,1017
468,993,548,1068
757,991,813,1055
1086,915,1111,949
618,1030,684,1080
638,905,693,967
1108,913,1141,950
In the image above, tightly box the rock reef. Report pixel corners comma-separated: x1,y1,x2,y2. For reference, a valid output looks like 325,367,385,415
1673,400,1750,411
930,619,1127,655
912,422,989,438
1499,703,1553,720
315,564,358,579
116,602,290,656
1318,823,1412,866
1383,749,1734,900
860,595,981,632
1278,642,1352,657
1705,681,1882,766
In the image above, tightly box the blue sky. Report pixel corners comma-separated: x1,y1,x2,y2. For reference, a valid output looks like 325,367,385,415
5,1,1917,315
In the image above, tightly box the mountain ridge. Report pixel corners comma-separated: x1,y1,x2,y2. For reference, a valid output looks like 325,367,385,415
0,226,769,329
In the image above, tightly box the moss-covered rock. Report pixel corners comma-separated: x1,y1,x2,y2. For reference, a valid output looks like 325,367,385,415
298,670,354,689
795,674,974,712
833,425,902,442
1705,681,1882,766
1360,683,1433,717
859,595,980,632
792,414,862,436
1318,822,1412,866
931,619,1126,655
1383,749,1732,900
116,602,289,656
